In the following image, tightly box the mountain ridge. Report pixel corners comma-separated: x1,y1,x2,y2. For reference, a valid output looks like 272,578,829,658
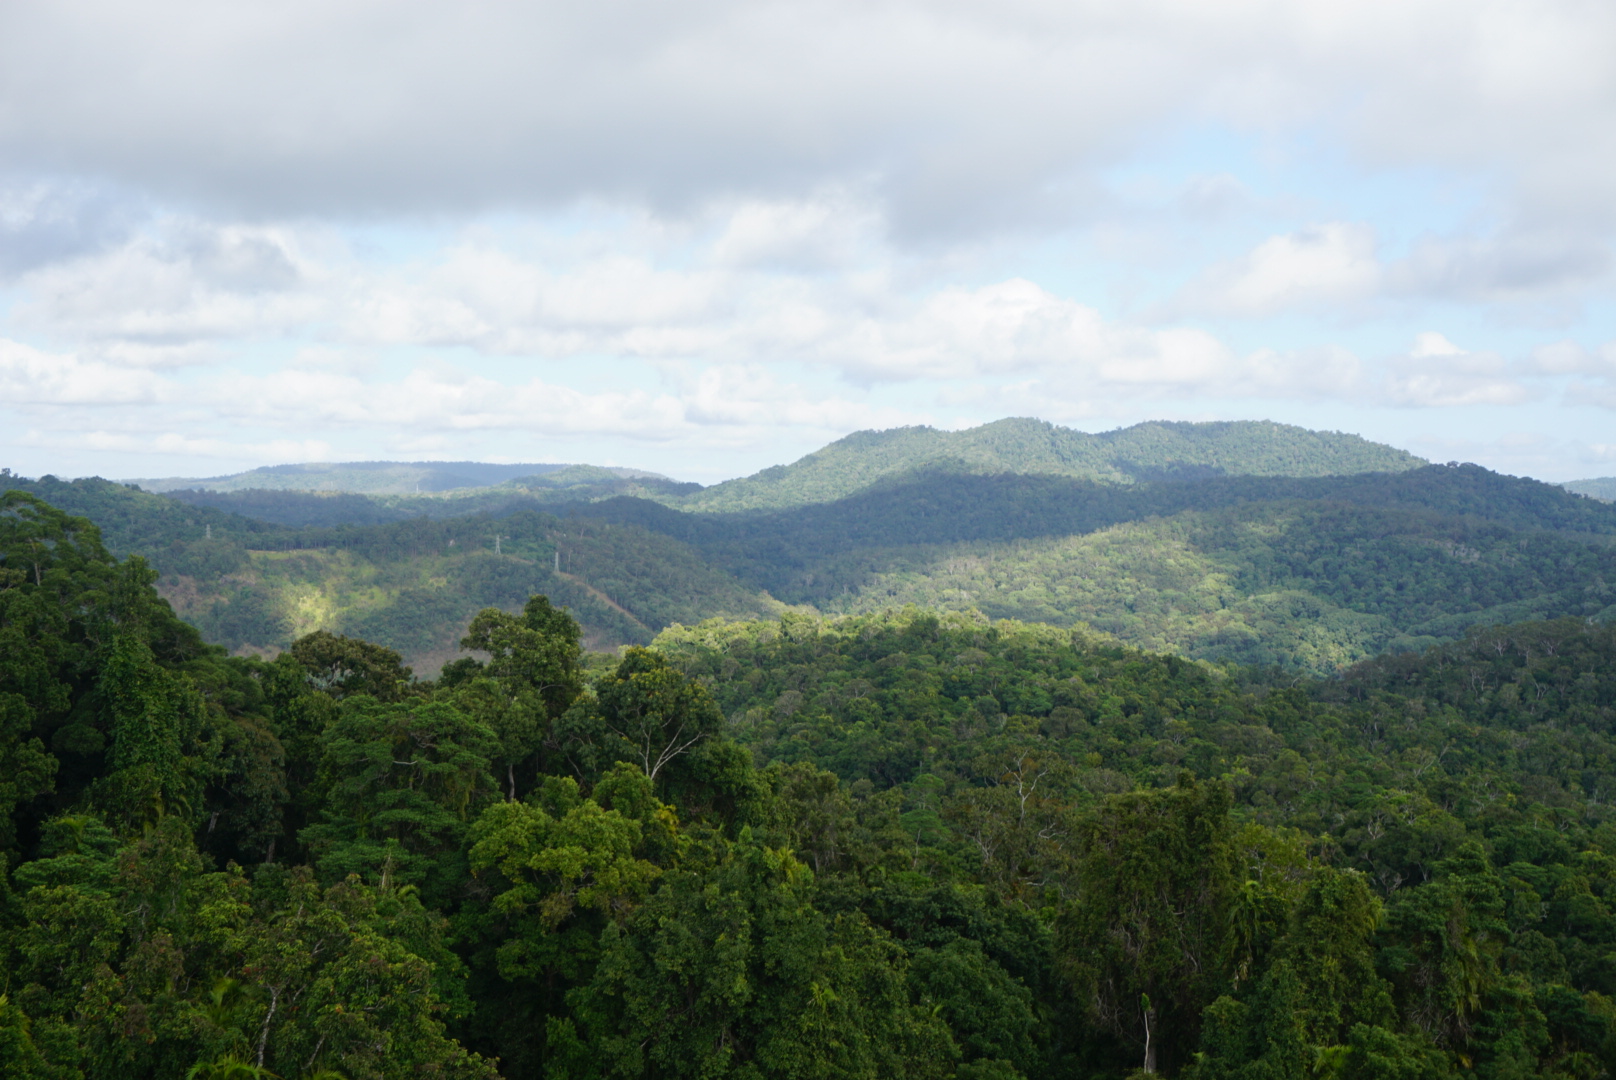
674,417,1427,512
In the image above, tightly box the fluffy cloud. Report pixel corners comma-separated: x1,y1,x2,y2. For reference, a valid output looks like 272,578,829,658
1382,333,1531,407
1168,222,1381,317
0,338,161,403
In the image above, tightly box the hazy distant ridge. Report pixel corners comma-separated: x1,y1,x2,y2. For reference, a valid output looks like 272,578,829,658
128,460,667,495
1565,477,1616,502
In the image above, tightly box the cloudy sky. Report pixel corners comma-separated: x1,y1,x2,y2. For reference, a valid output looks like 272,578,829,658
4,0,1616,483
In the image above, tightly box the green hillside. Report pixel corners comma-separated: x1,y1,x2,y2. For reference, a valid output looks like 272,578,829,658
9,450,1616,674
677,417,1426,512
812,502,1616,668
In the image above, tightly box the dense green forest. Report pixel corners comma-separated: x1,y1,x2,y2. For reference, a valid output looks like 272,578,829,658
581,464,1616,668
7,487,1616,1079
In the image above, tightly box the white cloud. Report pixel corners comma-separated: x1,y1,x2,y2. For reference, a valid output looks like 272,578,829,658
1410,332,1464,359
13,223,324,347
0,338,161,404
78,432,333,463
1385,228,1611,302
1382,333,1529,407
1167,222,1381,318
711,194,878,269
1528,339,1616,376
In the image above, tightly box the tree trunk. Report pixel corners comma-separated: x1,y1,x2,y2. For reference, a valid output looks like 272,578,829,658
1142,1004,1157,1073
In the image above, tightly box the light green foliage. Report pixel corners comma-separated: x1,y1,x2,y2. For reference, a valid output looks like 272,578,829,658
466,767,669,986
808,500,1616,670
470,780,665,926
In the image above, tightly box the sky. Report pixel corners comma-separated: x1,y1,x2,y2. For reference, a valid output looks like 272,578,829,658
4,1,1616,484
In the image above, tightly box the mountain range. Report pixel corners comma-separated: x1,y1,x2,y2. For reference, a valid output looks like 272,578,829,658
8,417,1616,674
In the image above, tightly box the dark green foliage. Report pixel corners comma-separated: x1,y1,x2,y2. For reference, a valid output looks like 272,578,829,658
1061,777,1237,1074
566,832,958,1080
287,629,414,701
300,696,498,901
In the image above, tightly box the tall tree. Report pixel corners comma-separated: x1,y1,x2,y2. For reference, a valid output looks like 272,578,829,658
1060,775,1236,1074
451,596,585,798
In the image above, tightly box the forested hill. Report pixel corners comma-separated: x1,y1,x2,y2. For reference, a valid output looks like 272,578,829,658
676,417,1427,512
0,473,778,664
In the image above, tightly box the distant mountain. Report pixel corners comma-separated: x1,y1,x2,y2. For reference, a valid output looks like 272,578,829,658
126,459,670,495
1566,476,1616,501
676,417,1426,512
157,464,703,527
